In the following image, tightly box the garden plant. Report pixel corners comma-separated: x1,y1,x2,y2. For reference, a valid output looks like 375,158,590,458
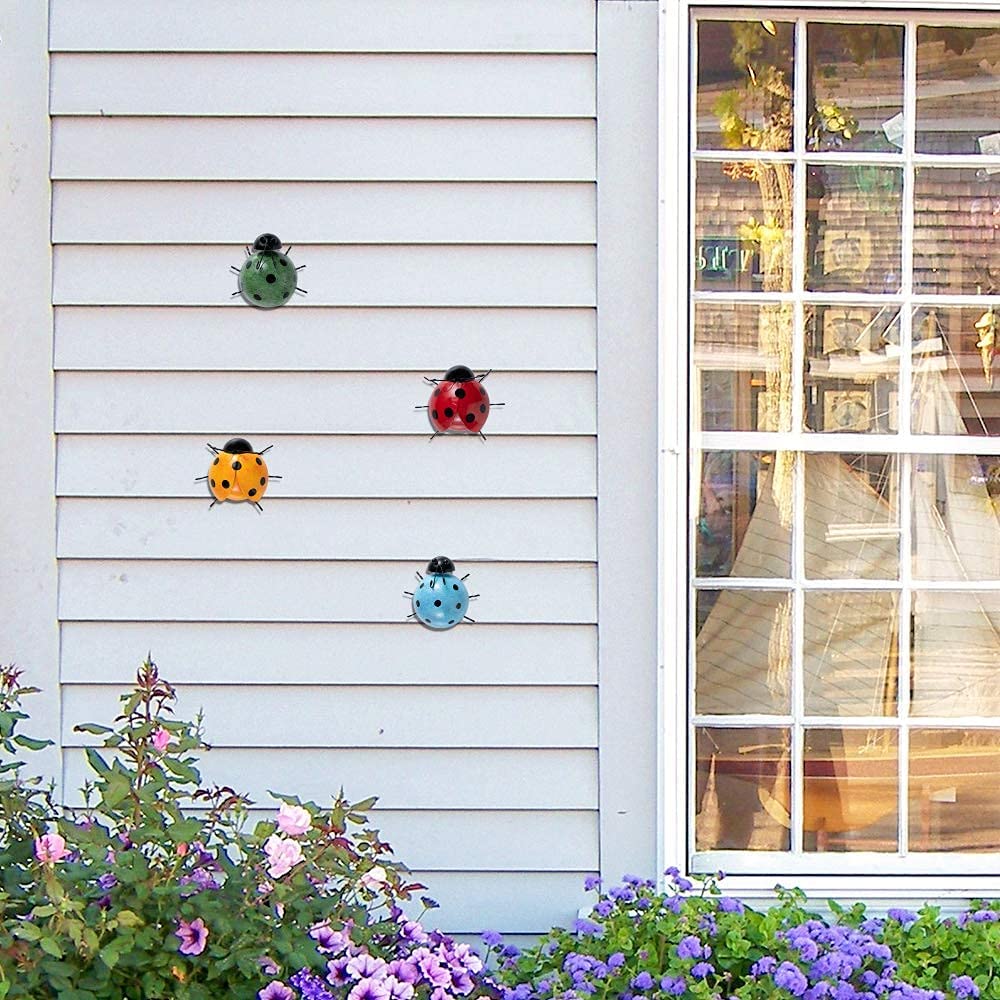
0,660,494,1000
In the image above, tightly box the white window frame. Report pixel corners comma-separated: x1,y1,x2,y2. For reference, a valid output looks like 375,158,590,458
659,0,1000,903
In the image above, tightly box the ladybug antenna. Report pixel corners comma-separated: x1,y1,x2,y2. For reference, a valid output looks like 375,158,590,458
245,245,252,256
427,556,456,575
206,443,220,454
257,444,274,455
443,365,475,383
229,265,242,275
477,369,493,382
253,233,283,252
294,287,308,295
268,474,283,480
415,571,424,581
423,377,440,386
194,475,208,482
403,590,414,597
415,404,429,411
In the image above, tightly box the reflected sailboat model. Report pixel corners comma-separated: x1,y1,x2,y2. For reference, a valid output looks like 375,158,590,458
699,350,1000,844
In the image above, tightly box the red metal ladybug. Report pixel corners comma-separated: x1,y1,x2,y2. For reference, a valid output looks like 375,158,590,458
418,365,503,439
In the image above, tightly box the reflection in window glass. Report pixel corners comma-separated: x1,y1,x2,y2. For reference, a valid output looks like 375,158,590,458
910,730,1000,851
806,164,903,292
805,305,900,434
696,20,795,151
695,303,794,432
696,452,791,578
695,727,791,851
804,454,899,579
914,169,1000,296
803,592,899,717
916,25,1000,154
803,729,898,852
913,593,1000,717
696,589,792,715
807,24,904,153
695,162,794,293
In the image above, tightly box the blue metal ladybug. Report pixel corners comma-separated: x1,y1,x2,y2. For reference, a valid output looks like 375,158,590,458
404,556,476,631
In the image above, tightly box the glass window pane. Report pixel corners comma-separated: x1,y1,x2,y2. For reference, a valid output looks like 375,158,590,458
696,20,795,151
913,592,1000,716
806,164,903,292
916,25,1000,154
805,305,900,434
696,726,791,851
695,303,796,432
695,161,795,292
914,168,1000,296
803,728,898,852
910,307,1000,437
696,589,792,714
807,24,904,153
804,453,899,580
912,454,1000,580
696,452,792,578
804,591,899,716
910,730,1000,851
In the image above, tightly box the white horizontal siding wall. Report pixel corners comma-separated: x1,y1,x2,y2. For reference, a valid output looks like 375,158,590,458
49,0,598,935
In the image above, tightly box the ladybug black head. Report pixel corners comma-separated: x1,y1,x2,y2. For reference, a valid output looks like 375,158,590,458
426,555,456,575
253,233,283,252
443,365,475,383
222,437,254,455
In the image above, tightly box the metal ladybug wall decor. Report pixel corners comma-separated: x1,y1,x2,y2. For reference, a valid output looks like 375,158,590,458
404,556,477,631
416,365,504,439
230,233,307,309
195,438,282,512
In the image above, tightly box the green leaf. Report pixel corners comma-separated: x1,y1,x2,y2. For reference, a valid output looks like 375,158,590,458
84,747,110,776
166,817,204,843
11,921,42,941
12,734,52,751
161,757,200,784
114,909,143,927
73,723,114,735
40,936,64,958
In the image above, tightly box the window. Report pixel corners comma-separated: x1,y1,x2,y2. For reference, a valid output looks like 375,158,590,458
689,10,1000,873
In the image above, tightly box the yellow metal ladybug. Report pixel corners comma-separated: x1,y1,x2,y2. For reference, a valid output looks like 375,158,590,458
195,438,281,512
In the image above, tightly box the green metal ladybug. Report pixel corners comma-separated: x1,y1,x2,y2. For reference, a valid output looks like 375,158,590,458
230,234,306,309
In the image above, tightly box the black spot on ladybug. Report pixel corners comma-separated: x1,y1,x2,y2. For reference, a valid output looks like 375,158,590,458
260,477,266,486
416,600,420,607
248,488,257,497
432,409,438,420
232,461,242,470
434,388,440,396
455,388,466,399
444,407,454,418
279,258,288,266
213,456,220,465
480,404,486,414
456,603,462,609
210,478,216,487
253,294,262,301
434,599,442,607
448,620,455,625
282,292,289,298
266,274,277,284
453,584,459,590
221,479,230,489
256,457,262,465
465,414,475,424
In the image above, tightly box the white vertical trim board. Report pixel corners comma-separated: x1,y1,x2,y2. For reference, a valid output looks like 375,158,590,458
0,2,60,781
596,0,661,886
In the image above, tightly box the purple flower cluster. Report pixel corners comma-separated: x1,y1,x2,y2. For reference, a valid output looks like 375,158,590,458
275,914,490,1000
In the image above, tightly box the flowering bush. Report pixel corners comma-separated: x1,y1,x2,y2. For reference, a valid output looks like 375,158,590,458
488,872,1000,1000
0,658,455,1000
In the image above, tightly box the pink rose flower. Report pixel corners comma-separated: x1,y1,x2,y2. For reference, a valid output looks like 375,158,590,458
34,832,68,863
263,834,303,879
152,727,171,751
359,865,389,890
175,917,209,956
276,802,311,837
